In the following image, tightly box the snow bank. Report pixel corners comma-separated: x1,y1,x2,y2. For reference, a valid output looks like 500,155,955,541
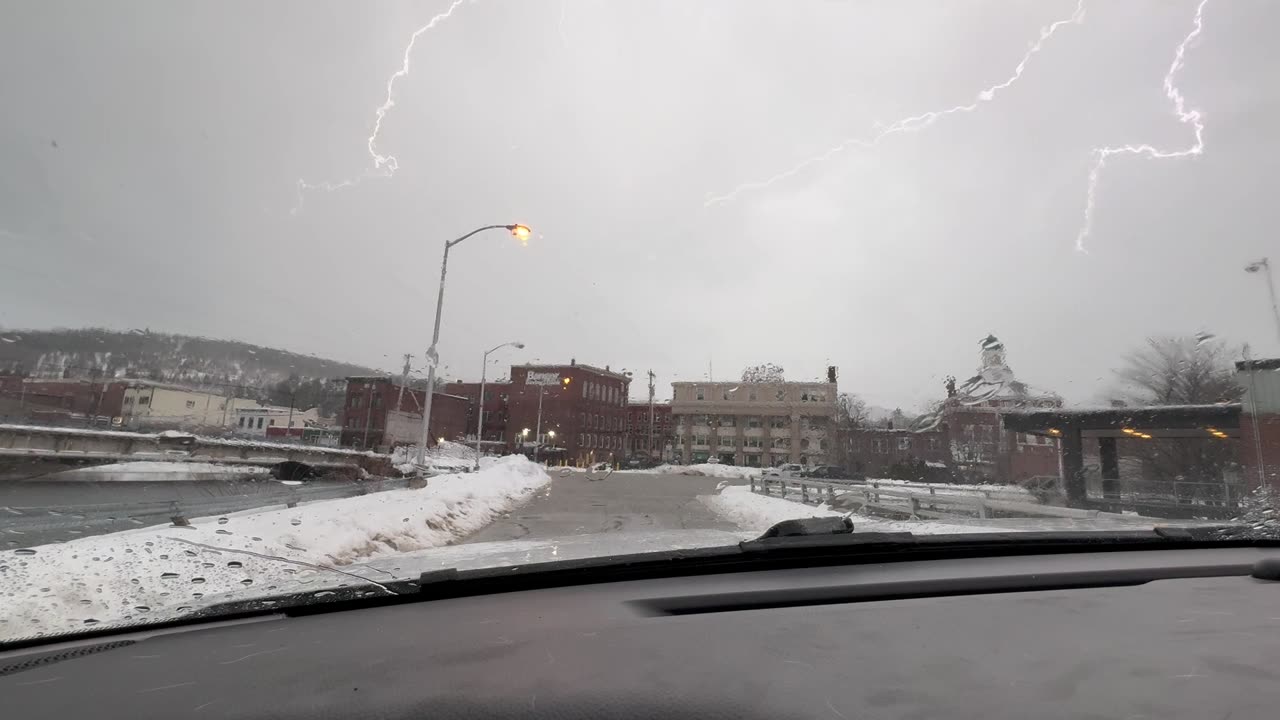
58,461,271,481
867,477,1037,502
0,455,549,642
699,485,840,530
635,463,762,479
391,440,478,474
699,486,1003,536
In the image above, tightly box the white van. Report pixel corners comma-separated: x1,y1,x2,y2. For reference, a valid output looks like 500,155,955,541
763,463,805,480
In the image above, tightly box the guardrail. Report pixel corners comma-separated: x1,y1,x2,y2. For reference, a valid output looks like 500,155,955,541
750,476,1127,521
0,477,417,543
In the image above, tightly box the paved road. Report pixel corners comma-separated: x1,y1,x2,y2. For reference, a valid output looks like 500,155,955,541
465,470,741,543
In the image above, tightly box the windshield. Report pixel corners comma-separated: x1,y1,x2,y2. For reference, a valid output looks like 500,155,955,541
2,0,1279,644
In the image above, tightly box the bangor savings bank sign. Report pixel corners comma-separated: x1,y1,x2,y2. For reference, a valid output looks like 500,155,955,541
527,371,565,386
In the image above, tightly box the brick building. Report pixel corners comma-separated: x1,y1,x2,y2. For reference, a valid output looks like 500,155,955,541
835,336,1062,483
505,362,631,465
0,376,127,424
338,376,469,451
836,426,950,477
1234,358,1280,491
671,379,837,467
625,401,673,460
445,380,514,450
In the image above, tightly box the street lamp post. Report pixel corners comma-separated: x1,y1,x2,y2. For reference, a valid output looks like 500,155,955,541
416,224,531,469
1245,258,1280,343
475,340,524,470
533,384,545,463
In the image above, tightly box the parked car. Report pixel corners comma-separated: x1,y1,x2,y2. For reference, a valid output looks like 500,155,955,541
803,465,862,481
623,456,659,470
763,463,806,480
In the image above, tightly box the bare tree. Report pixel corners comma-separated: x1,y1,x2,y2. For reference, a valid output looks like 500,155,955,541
1115,335,1241,405
835,392,868,428
740,363,785,383
1113,335,1242,493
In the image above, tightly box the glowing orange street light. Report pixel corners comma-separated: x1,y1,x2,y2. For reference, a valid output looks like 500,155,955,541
415,222,537,469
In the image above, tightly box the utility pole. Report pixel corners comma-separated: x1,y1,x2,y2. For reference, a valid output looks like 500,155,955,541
1244,258,1280,343
648,369,656,460
362,383,375,448
396,353,412,411
533,385,545,463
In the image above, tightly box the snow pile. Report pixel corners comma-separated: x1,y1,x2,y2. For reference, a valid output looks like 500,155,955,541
59,461,270,481
700,486,1003,536
867,478,1036,502
0,455,549,642
391,440,479,474
638,463,762,480
700,485,841,530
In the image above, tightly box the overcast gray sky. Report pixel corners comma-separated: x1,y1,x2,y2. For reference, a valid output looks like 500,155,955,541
2,0,1278,409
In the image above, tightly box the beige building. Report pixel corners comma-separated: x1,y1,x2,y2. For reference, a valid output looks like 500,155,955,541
671,381,837,467
233,405,324,437
121,381,258,429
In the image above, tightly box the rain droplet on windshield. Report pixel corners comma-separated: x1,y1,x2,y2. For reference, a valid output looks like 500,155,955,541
160,572,179,580
240,579,254,586
14,548,35,556
134,606,150,612
227,561,243,569
215,529,232,535
290,519,301,526
217,518,229,525
83,619,99,625
191,578,206,584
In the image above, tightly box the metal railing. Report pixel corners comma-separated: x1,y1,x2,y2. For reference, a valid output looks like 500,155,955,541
750,476,1126,521
0,476,416,543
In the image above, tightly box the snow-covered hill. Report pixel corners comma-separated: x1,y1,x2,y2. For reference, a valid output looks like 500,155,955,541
0,327,379,389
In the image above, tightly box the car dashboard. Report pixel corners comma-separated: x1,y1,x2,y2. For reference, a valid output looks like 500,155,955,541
4,544,1280,719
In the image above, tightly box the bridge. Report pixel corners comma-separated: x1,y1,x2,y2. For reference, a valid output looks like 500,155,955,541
0,423,397,480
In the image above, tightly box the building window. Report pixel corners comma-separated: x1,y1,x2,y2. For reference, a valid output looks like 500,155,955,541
819,439,828,451
138,396,150,406
719,436,735,448
744,437,762,448
720,415,736,427
238,417,245,427
185,400,196,409
747,416,761,428
582,382,587,398
775,389,786,401
695,388,705,401
771,437,789,449
693,435,708,446
351,396,361,408
769,416,787,429
929,437,940,451
269,419,275,426
749,390,758,401
898,437,911,450
257,417,264,429
873,438,888,453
